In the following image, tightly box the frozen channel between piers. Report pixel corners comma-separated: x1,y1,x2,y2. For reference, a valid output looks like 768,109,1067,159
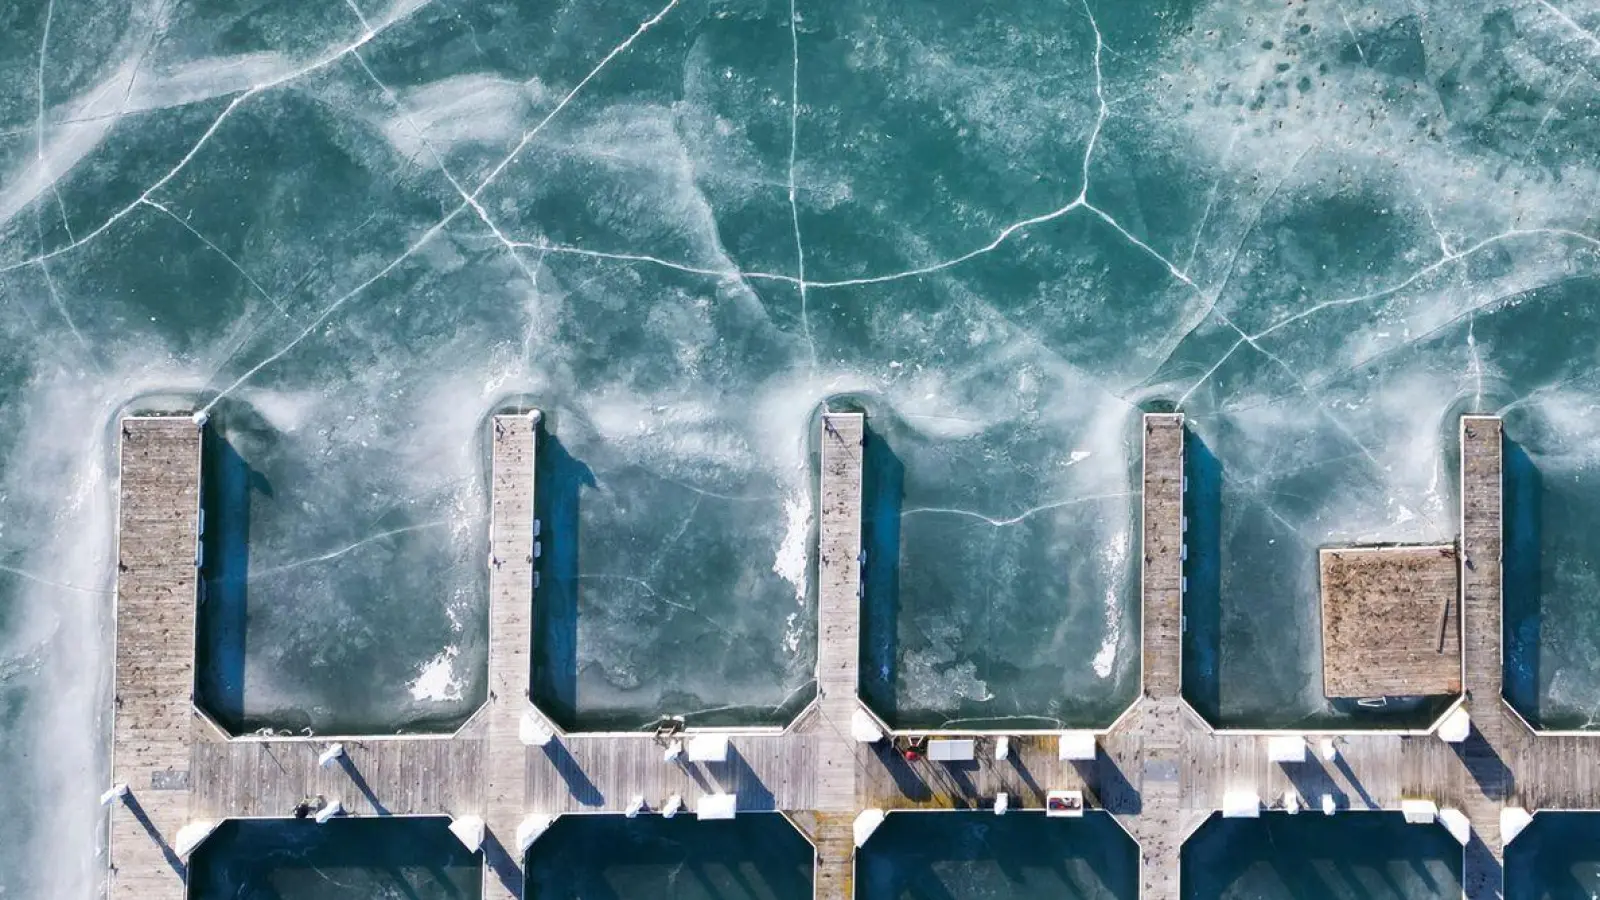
106,409,1600,900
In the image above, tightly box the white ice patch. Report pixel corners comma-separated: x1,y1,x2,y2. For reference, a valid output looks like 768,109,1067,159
773,492,811,602
408,646,463,702
1093,528,1128,679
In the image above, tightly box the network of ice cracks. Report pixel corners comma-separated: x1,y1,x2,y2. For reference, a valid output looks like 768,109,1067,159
3,0,1600,893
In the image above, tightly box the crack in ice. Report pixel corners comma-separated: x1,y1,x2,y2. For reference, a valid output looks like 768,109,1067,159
200,0,684,412
901,491,1134,527
787,0,814,368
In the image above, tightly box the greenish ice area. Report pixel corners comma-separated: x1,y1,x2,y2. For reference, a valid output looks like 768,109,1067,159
1504,812,1600,899
526,814,812,900
1182,813,1463,900
1,0,1599,894
857,811,1137,900
186,817,480,898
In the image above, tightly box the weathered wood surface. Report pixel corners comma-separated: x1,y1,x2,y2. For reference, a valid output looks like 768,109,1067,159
1142,414,1185,700
1459,416,1515,900
1120,414,1193,900
109,417,202,900
810,412,865,899
117,409,1600,900
482,413,538,899
190,737,482,818
1319,545,1461,698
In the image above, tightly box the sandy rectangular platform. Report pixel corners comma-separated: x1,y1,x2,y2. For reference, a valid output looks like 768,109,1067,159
1319,544,1461,698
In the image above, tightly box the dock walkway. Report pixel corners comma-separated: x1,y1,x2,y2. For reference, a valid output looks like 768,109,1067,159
109,417,203,900
108,408,1600,900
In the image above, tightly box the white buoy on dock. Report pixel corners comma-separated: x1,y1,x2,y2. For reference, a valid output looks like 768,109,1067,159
1401,799,1439,823
853,809,886,846
687,734,729,762
993,792,1009,815
1320,738,1338,761
696,793,737,820
995,736,1011,760
314,798,343,824
174,820,220,857
1321,793,1336,815
448,815,485,851
1502,807,1533,844
1267,735,1306,763
851,708,884,743
1057,731,1096,761
663,739,684,762
1437,707,1471,743
662,794,684,818
517,814,555,853
1438,808,1471,845
520,711,555,747
1282,791,1300,815
99,784,129,806
625,795,648,818
1222,790,1260,818
318,743,345,767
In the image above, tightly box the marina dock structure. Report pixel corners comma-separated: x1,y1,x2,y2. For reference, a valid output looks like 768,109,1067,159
105,407,1600,899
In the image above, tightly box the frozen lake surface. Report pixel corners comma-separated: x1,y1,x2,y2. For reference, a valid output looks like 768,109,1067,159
2,0,1600,893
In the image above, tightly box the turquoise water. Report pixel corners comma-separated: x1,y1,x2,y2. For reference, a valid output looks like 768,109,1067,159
857,811,1137,900
1505,812,1600,898
3,0,1600,894
1182,813,1463,899
526,814,812,900
187,817,480,899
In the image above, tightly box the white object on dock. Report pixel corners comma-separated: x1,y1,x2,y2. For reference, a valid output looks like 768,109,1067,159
517,814,555,853
993,792,1009,815
995,736,1011,761
1401,799,1439,824
99,784,129,806
1282,791,1300,815
625,795,648,818
1502,807,1533,844
1267,735,1306,763
928,739,975,762
520,711,555,747
687,733,729,762
1058,731,1097,761
851,708,884,743
1438,808,1471,845
663,739,684,762
314,798,343,824
697,793,737,820
1046,790,1084,817
174,820,219,857
318,743,345,768
662,794,684,818
853,809,886,846
1320,738,1338,761
1321,793,1336,815
1222,790,1260,818
449,815,485,851
1437,707,1471,743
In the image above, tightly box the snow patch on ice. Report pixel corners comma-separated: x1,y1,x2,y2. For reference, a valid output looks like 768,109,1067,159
1093,527,1129,679
408,646,463,702
773,492,811,603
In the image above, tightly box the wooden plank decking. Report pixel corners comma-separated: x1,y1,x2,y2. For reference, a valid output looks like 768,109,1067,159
1141,414,1185,699
482,412,539,899
113,409,1600,900
109,417,202,900
810,412,865,899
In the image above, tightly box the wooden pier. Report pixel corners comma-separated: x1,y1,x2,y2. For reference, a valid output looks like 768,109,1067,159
106,408,1600,900
108,417,203,900
481,412,539,899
